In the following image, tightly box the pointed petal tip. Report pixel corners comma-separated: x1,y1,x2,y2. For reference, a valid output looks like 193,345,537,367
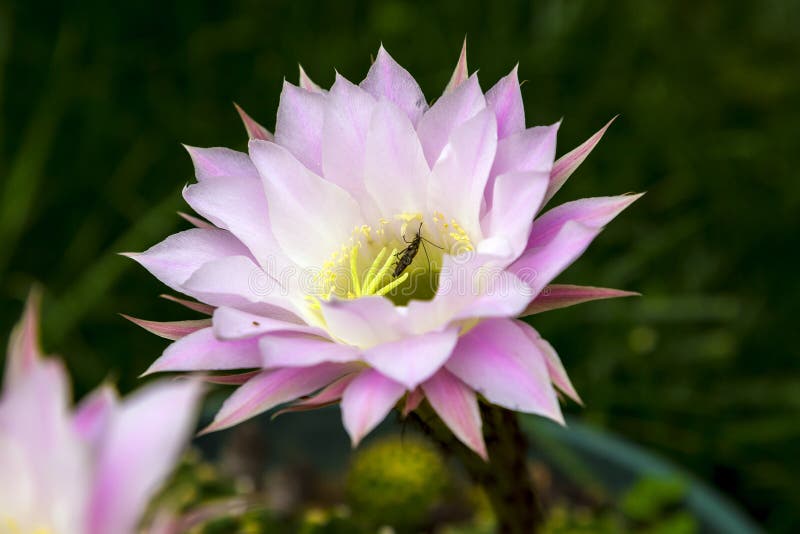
181,143,203,160
616,191,646,211
554,411,567,426
298,65,324,93
5,287,45,381
233,102,273,141
444,38,470,95
139,359,166,378
195,424,217,437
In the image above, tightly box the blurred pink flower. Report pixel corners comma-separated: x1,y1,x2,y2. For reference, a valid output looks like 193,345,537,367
0,291,202,533
128,42,639,459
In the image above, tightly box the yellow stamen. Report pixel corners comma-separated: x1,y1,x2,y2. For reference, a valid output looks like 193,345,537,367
376,272,410,296
362,247,388,289
349,245,361,296
364,247,398,295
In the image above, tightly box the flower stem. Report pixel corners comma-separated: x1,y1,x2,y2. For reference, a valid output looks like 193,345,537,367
409,402,544,533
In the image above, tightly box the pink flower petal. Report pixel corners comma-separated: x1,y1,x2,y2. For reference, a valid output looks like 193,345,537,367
491,123,560,180
144,327,262,374
406,252,530,331
450,270,536,322
363,98,431,218
429,108,498,238
200,363,353,434
124,228,250,295
182,145,260,182
73,385,118,446
484,170,550,258
520,284,640,316
250,139,363,268
274,373,356,417
519,326,582,405
121,315,210,341
527,193,643,250
546,116,616,203
417,74,485,166
4,289,43,388
445,318,563,423
183,174,282,269
511,220,602,298
485,65,525,138
443,38,469,95
402,388,424,416
319,296,404,348
87,380,202,534
485,123,559,213
178,211,213,229
361,46,427,125
202,370,262,385
234,103,274,141
274,81,326,174
0,360,90,531
363,328,459,389
159,294,215,315
181,255,291,314
341,369,405,446
259,333,361,368
212,306,322,341
421,369,487,459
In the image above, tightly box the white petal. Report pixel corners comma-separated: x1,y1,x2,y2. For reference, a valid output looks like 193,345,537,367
250,140,363,268
126,228,250,296
483,171,550,258
417,74,485,166
274,81,326,174
428,108,497,239
363,99,431,218
321,74,379,217
183,174,289,270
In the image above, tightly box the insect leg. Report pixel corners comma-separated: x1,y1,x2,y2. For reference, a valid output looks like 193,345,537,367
420,236,444,250
420,238,432,272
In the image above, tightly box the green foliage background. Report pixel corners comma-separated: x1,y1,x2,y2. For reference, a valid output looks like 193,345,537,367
0,0,796,530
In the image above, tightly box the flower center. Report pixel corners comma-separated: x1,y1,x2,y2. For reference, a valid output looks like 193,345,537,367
308,212,474,307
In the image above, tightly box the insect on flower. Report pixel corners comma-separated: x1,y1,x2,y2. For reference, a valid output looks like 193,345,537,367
393,221,442,278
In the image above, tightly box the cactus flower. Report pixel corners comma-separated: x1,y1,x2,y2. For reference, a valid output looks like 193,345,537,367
0,292,202,533
128,42,639,459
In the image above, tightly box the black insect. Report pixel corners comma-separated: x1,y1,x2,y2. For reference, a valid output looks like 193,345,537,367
393,222,442,277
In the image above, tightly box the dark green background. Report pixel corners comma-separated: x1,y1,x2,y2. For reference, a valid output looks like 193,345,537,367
1,1,797,530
